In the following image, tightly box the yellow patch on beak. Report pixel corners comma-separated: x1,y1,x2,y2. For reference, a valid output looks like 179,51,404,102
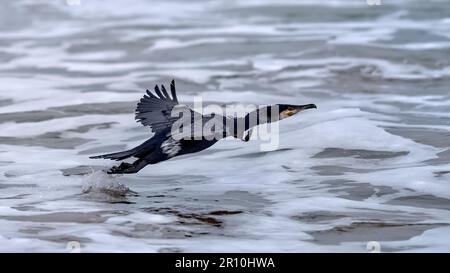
280,109,299,119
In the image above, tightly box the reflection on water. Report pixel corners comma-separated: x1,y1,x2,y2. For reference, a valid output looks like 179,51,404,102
1,0,450,252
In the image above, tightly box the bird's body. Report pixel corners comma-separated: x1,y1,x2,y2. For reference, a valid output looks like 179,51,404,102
90,80,316,174
96,128,219,174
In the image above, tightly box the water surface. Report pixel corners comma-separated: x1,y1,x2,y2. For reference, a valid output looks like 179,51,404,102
1,0,450,252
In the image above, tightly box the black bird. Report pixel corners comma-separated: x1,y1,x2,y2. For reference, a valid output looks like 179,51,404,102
90,80,316,174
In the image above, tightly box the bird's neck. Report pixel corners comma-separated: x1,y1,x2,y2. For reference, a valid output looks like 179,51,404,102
244,106,277,129
229,106,277,138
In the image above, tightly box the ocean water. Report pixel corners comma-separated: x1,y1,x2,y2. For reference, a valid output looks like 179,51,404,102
1,0,450,252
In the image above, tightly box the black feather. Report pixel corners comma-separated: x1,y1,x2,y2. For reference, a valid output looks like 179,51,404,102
135,80,182,132
170,79,178,103
161,85,170,100
146,89,157,99
154,85,165,100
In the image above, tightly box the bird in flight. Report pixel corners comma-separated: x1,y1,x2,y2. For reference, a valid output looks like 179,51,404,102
90,80,316,174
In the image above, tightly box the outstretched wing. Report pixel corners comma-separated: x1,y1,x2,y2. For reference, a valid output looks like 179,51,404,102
135,79,187,133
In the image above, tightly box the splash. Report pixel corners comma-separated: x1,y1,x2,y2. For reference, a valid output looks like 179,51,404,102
82,170,137,200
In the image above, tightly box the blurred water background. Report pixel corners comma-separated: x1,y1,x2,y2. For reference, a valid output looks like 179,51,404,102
1,0,450,252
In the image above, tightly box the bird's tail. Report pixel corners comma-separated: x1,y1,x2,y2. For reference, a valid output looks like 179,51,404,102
89,148,137,161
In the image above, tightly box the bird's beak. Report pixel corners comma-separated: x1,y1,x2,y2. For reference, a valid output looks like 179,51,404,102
297,104,317,111
279,104,316,119
286,104,316,116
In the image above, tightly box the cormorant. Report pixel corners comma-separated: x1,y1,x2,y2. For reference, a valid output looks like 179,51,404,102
90,80,316,174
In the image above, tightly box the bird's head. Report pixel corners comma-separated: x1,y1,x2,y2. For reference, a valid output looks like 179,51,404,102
276,103,317,120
